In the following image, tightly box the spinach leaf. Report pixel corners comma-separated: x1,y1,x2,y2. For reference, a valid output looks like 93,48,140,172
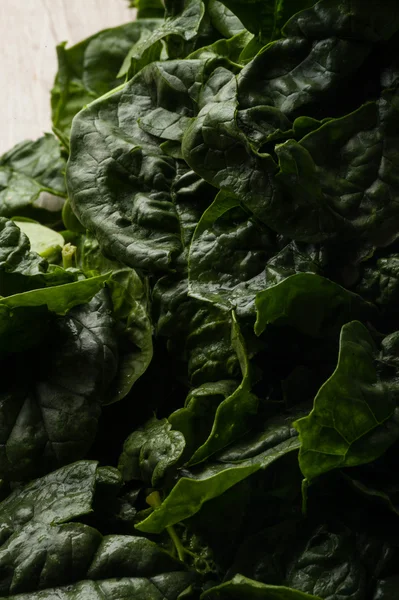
6,0,399,597
0,134,66,222
153,274,240,385
136,410,301,533
216,0,317,42
118,0,205,78
207,0,245,38
202,575,321,599
0,291,118,481
67,65,182,272
51,21,163,137
183,312,258,465
255,273,374,339
77,233,153,402
119,417,186,486
0,461,196,597
295,321,399,481
131,0,166,19
188,191,278,316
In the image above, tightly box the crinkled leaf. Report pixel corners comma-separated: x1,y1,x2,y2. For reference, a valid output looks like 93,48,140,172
0,460,98,528
0,461,194,597
6,575,197,600
67,64,185,272
77,233,153,402
51,21,163,137
218,0,317,40
207,0,245,38
67,49,243,273
0,292,118,480
355,254,399,317
183,5,399,244
119,417,185,486
118,0,205,78
275,89,399,247
285,524,368,599
0,134,66,221
172,164,217,249
188,191,278,316
153,273,240,385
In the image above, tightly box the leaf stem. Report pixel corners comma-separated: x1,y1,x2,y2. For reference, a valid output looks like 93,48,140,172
62,243,77,269
146,491,194,563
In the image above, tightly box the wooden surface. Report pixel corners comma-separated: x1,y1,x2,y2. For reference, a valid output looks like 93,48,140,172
0,0,134,154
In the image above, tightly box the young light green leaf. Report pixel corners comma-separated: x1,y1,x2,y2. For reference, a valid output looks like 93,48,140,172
0,273,109,315
14,220,64,261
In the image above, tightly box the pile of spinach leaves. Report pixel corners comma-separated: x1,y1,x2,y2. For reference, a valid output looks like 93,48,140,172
2,0,399,597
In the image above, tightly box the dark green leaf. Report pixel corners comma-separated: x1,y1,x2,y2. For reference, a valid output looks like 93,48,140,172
67,65,184,272
154,274,240,385
0,134,66,221
0,291,118,480
255,273,374,339
216,0,317,41
77,233,153,402
136,411,300,533
184,312,258,465
207,0,245,38
118,0,205,78
6,575,197,600
0,461,195,597
295,321,399,481
132,0,165,19
51,21,163,137
188,191,279,316
355,254,399,317
119,417,185,486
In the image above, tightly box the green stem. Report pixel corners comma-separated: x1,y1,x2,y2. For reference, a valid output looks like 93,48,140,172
166,524,186,562
301,478,309,515
62,243,77,269
146,491,194,563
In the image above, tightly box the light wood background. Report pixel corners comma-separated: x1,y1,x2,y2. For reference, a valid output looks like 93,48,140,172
0,0,134,154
